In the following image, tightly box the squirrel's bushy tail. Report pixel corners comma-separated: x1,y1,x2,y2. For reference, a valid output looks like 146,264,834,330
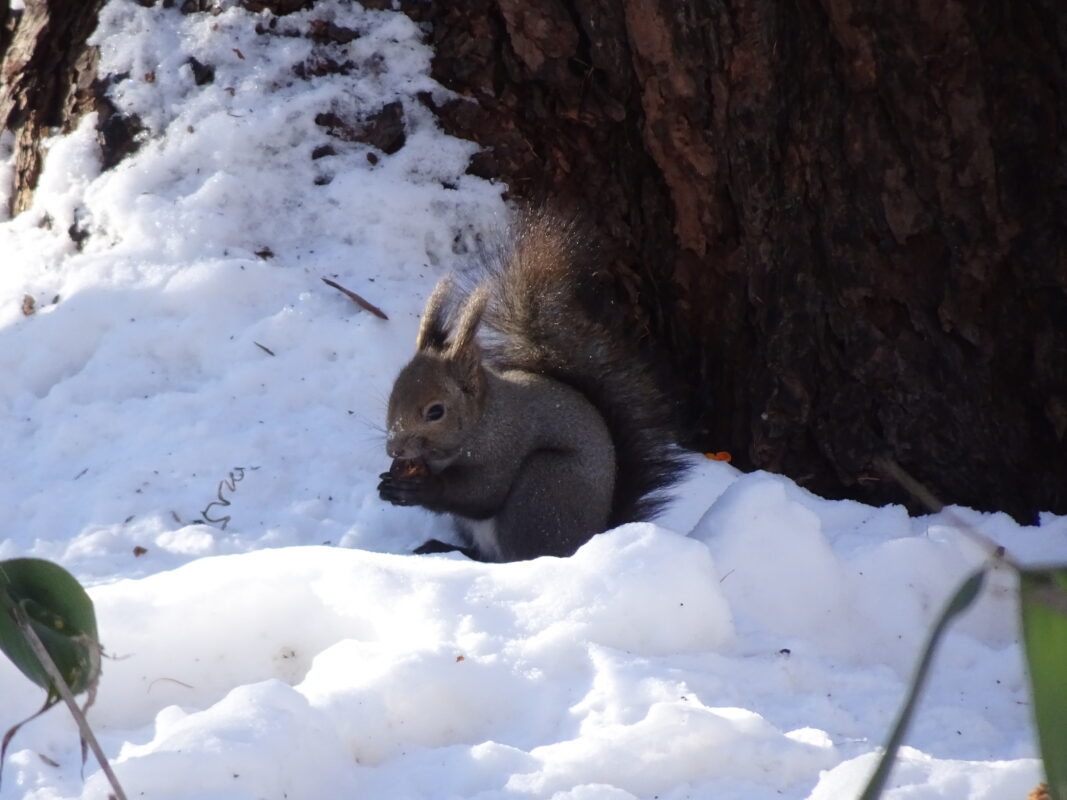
479,209,687,525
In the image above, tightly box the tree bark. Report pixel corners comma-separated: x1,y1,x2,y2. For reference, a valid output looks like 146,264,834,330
0,0,110,217
400,0,1067,521
2,0,1063,519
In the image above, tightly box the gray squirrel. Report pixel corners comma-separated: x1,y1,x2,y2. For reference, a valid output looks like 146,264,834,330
377,210,686,561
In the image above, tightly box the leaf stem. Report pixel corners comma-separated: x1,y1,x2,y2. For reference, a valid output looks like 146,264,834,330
858,568,988,799
11,607,127,800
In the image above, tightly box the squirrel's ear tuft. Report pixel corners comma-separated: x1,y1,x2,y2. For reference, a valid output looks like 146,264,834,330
446,286,488,392
416,276,456,352
447,285,488,358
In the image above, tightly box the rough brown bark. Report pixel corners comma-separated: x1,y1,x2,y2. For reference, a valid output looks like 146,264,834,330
0,0,109,216
401,0,1067,521
0,0,328,220
2,0,1063,519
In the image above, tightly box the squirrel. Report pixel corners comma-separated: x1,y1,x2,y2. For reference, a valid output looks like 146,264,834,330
377,209,687,562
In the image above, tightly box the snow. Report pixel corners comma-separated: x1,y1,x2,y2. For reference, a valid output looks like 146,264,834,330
0,1,1064,798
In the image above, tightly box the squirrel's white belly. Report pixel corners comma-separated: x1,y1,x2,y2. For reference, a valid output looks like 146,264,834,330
460,517,503,562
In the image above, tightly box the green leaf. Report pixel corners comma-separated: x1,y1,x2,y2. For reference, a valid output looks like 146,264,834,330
1020,567,1067,800
859,568,987,800
0,558,100,698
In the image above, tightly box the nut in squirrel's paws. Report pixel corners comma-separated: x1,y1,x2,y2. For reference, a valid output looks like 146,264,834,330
379,458,436,506
389,458,429,479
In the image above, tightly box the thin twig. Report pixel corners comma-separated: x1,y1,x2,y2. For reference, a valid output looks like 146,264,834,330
875,456,1017,568
321,277,389,319
11,609,127,800
875,456,946,514
147,676,194,692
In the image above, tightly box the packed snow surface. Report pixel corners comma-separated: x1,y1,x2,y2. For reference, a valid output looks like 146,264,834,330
1,2,1065,798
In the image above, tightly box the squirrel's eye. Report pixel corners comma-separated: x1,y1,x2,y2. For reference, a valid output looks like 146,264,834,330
425,403,445,422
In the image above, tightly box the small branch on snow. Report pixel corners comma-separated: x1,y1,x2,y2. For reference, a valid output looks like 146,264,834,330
321,277,389,319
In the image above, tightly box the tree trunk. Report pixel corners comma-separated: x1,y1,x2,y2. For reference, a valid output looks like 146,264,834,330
400,0,1067,521
0,0,110,217
3,0,1064,519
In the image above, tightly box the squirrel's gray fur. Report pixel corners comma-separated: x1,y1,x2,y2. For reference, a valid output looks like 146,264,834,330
378,209,686,561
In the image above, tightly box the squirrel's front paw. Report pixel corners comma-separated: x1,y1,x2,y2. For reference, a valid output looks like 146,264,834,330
378,472,442,506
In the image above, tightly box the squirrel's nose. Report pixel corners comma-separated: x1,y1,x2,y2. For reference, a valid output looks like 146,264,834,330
387,435,423,460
